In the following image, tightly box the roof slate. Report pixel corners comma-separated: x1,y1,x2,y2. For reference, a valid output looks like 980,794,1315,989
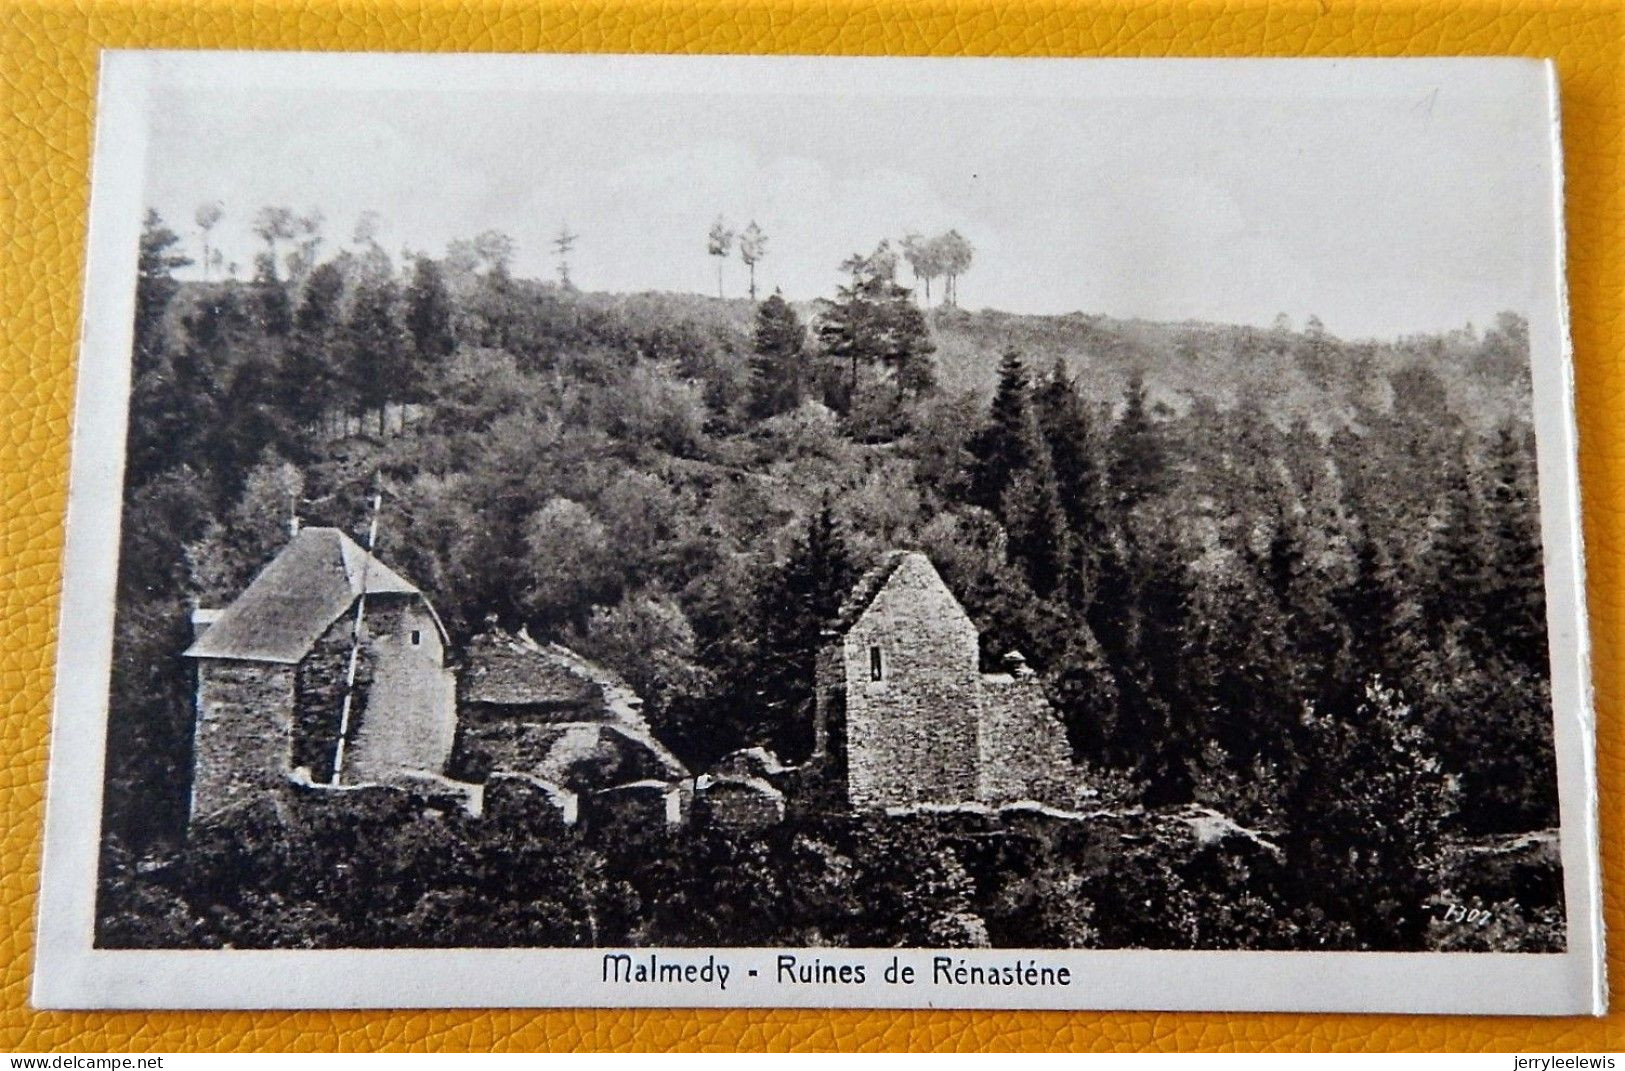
184,527,429,664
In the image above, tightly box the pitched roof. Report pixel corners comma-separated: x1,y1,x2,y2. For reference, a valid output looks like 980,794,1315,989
184,527,434,664
830,550,917,633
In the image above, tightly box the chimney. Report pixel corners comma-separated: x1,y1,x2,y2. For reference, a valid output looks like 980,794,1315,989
191,607,222,642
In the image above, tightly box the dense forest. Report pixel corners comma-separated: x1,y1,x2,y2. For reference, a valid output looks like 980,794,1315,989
98,209,1563,952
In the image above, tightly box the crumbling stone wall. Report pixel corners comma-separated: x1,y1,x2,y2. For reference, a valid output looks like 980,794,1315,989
977,674,1075,806
696,778,785,829
452,719,572,782
585,781,688,832
797,645,850,816
484,772,579,827
191,660,296,824
839,555,981,809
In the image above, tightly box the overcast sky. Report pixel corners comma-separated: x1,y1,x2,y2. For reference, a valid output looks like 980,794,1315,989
137,54,1556,339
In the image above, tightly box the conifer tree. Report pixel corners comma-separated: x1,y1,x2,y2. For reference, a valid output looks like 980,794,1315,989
1120,525,1198,805
552,225,579,289
707,217,734,299
1001,462,1070,599
755,504,855,760
747,292,806,419
171,291,257,502
1336,526,1406,684
1185,551,1294,778
1107,372,1167,512
1035,359,1109,600
1043,622,1120,761
933,229,974,308
900,232,940,305
739,222,767,302
1425,436,1487,639
965,351,1075,596
1483,422,1547,674
815,244,935,415
968,350,1041,512
1254,499,1343,716
1034,361,1102,527
127,212,193,488
133,211,189,379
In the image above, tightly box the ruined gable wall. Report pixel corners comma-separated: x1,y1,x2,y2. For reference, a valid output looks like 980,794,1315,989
345,596,456,783
191,659,296,823
788,643,851,817
976,675,1076,807
813,640,845,763
843,557,982,809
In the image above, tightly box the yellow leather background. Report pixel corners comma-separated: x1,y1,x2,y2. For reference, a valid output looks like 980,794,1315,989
0,0,1619,1052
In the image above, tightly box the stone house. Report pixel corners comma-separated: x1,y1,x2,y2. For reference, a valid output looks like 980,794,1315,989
183,533,696,833
184,527,456,824
806,551,1076,812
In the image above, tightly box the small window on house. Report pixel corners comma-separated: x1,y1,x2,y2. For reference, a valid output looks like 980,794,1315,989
410,630,422,646
869,645,884,681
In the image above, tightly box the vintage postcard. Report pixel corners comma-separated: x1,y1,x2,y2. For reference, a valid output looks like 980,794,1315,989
33,52,1603,1013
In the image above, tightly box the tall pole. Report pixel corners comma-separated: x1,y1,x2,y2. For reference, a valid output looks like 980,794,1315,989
330,478,383,783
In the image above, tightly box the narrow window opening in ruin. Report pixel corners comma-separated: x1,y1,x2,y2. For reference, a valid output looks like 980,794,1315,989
869,645,884,681
411,630,422,646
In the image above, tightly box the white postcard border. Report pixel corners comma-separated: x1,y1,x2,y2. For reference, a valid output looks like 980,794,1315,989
31,51,1605,1015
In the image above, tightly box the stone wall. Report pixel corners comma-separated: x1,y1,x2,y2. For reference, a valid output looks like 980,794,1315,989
191,659,296,824
483,772,579,827
815,553,1081,815
293,624,357,781
344,596,457,783
797,644,850,816
840,555,982,809
585,781,688,831
296,595,455,786
455,721,669,790
696,777,785,830
976,674,1075,807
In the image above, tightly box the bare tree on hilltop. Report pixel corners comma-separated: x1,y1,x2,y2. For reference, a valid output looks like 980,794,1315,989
935,229,974,307
899,229,973,307
707,216,734,299
739,221,767,302
901,232,940,305
194,201,223,282
286,209,325,288
553,225,579,289
252,206,297,281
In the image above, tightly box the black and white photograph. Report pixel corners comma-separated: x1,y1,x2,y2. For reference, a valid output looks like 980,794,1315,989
34,52,1602,1013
